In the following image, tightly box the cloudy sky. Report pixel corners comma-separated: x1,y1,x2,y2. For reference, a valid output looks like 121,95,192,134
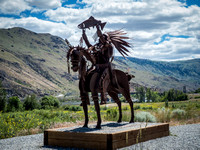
0,0,200,61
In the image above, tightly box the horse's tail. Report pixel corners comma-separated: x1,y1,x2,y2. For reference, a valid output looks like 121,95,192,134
126,73,135,81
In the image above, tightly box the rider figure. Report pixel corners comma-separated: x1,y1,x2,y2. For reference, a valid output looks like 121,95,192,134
82,25,113,104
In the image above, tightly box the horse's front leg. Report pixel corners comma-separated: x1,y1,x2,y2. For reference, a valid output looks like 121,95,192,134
90,73,102,129
79,79,89,128
80,93,89,128
82,97,89,128
92,93,101,129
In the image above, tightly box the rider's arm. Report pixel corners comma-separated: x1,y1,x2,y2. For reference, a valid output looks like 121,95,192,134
82,29,92,48
96,25,106,44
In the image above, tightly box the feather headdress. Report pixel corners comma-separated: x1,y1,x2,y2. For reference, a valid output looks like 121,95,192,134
105,30,131,58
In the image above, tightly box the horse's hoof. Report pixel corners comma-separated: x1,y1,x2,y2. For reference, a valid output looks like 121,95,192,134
129,120,134,123
117,120,122,123
83,124,88,128
96,125,101,129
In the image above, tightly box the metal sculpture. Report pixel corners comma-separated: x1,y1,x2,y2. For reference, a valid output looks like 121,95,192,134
66,16,134,129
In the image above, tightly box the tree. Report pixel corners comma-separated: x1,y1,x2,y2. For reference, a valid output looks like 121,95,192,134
165,88,188,101
7,96,22,112
146,88,152,102
23,94,40,110
166,89,175,101
0,81,7,112
138,87,145,103
194,88,200,93
135,87,140,99
40,95,60,109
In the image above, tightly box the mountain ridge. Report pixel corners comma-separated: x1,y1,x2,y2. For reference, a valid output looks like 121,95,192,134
0,27,200,97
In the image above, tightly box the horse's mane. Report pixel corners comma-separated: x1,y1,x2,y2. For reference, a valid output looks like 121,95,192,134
66,46,96,74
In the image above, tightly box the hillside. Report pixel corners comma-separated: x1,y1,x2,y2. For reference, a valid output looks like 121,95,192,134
113,57,200,92
0,27,78,97
0,27,200,97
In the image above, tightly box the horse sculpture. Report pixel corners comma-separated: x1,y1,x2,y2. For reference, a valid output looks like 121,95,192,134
67,46,135,129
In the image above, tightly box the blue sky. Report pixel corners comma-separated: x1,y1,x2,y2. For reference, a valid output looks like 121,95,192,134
0,0,200,61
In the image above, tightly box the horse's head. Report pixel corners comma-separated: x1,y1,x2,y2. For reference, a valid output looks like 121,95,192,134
67,47,80,72
67,46,88,73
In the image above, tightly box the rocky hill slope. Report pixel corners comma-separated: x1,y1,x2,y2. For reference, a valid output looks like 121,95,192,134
114,57,200,92
0,27,199,97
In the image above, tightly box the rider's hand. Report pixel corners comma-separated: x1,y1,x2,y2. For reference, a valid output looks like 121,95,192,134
82,29,86,34
82,29,87,39
96,25,100,30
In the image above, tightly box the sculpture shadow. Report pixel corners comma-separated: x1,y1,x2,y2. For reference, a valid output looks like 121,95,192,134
64,122,129,133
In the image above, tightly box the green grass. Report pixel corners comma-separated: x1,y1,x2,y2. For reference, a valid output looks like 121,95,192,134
0,109,84,139
0,100,200,139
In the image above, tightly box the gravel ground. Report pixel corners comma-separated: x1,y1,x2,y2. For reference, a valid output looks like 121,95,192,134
0,123,199,150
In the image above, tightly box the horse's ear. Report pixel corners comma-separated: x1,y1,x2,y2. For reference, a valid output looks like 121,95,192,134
65,39,73,49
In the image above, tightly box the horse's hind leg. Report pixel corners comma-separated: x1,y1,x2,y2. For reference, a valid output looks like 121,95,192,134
108,91,122,123
121,89,134,123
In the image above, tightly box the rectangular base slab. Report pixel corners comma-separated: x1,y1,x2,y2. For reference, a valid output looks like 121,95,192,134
44,122,169,150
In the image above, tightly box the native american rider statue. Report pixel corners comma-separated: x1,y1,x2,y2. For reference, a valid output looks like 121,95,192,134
78,16,131,105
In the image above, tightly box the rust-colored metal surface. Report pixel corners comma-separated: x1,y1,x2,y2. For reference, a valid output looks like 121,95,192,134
66,16,133,129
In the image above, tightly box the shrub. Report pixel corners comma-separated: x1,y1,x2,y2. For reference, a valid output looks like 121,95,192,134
171,103,177,109
194,96,200,99
134,105,141,110
101,105,108,110
196,103,200,109
106,108,118,120
122,106,129,111
141,106,153,110
40,96,60,109
135,111,156,122
156,107,171,123
7,96,22,112
0,81,7,112
64,105,82,111
120,96,126,102
194,88,200,93
23,95,40,110
165,100,169,108
172,109,186,120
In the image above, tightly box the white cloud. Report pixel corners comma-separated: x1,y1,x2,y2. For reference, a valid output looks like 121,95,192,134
0,17,72,39
0,0,199,61
0,0,62,15
25,0,62,9
0,0,31,14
